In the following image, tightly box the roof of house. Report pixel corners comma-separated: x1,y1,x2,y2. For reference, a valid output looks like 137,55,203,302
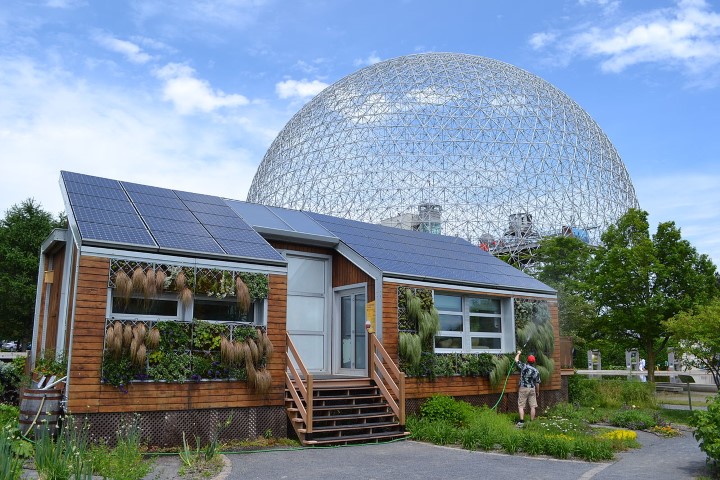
60,171,554,294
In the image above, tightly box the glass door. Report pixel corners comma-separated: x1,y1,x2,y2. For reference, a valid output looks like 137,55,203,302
334,287,367,375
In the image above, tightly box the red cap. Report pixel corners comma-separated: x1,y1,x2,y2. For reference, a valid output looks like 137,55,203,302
527,355,536,363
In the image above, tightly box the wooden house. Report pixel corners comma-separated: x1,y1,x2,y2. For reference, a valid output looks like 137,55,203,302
31,171,561,446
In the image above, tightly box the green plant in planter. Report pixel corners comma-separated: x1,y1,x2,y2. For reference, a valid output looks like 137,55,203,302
192,320,229,351
156,321,191,351
34,350,67,378
148,351,191,383
101,352,141,392
238,272,269,300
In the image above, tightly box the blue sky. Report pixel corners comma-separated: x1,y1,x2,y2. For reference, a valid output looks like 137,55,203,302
1,0,719,263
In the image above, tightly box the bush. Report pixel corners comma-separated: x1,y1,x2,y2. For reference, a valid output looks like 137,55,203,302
420,395,473,426
609,408,656,430
690,394,720,465
568,376,656,409
0,358,25,404
573,436,614,461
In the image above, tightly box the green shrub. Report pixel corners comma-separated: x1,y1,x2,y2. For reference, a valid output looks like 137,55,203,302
690,394,720,465
420,395,472,426
573,436,614,461
500,430,522,454
543,434,573,459
568,376,656,409
609,409,656,430
521,431,545,456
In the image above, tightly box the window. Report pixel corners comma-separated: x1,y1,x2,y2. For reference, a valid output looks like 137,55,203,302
109,292,181,320
433,292,512,353
192,296,266,326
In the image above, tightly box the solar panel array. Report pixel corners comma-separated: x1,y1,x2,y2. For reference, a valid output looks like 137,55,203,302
62,171,552,292
61,172,284,262
306,212,553,292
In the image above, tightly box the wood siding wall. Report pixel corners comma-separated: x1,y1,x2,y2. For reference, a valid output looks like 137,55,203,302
382,281,561,400
66,255,288,414
33,243,71,366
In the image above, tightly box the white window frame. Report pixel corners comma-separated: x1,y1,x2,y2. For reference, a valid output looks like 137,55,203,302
433,291,513,354
189,294,267,327
107,289,183,321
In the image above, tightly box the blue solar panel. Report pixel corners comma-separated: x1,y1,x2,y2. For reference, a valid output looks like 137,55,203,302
121,181,176,198
67,192,136,214
77,221,156,246
62,171,121,189
134,203,197,222
151,230,224,254
175,190,227,206
143,216,209,236
125,191,187,209
192,211,252,229
203,224,268,242
225,201,292,230
64,181,128,200
72,205,147,230
182,200,238,217
307,212,553,292
216,239,285,261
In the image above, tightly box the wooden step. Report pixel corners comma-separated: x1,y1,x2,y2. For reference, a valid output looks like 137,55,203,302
312,411,395,423
309,421,400,433
304,430,410,446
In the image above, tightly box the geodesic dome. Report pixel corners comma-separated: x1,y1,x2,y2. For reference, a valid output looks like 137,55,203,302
247,53,639,265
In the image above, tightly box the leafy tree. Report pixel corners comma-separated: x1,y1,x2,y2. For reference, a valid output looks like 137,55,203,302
586,208,717,381
664,301,720,388
0,199,64,342
533,236,596,353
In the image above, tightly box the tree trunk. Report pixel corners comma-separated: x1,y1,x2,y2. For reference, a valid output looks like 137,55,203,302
646,341,656,383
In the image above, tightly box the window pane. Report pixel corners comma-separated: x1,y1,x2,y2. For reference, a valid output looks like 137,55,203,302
193,298,253,322
439,314,463,332
287,296,324,332
471,337,502,350
434,336,462,349
112,297,177,316
434,294,462,312
470,316,502,333
468,297,501,314
287,257,325,295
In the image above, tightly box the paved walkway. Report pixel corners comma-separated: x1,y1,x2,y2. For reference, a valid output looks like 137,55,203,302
139,428,710,480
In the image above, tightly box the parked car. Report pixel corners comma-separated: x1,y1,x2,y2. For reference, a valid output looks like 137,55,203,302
1,340,18,351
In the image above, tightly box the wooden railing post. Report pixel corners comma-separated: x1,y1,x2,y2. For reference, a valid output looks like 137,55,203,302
285,333,314,434
367,331,406,426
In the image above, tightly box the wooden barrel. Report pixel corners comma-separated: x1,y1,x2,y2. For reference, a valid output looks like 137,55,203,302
18,388,63,437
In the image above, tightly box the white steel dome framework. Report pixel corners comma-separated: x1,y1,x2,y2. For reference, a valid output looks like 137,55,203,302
247,53,639,266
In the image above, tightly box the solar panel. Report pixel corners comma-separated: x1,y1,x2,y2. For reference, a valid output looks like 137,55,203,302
121,181,177,198
134,203,197,222
62,171,120,189
175,190,227,206
216,239,285,261
225,201,291,230
72,205,147,230
203,224,268,242
307,212,552,292
182,200,238,217
76,221,156,246
192,211,252,229
142,216,210,236
67,192,136,214
124,191,187,209
64,181,128,200
151,230,225,254
267,207,336,237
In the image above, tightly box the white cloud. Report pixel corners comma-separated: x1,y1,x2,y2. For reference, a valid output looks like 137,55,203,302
275,79,328,99
354,52,381,67
94,34,153,64
154,63,250,114
132,0,269,29
529,32,557,50
531,0,720,79
0,56,279,218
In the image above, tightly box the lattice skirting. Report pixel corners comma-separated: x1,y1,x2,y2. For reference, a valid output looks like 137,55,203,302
80,406,286,447
406,383,568,417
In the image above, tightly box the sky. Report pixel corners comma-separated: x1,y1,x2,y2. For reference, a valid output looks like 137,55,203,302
1,0,719,263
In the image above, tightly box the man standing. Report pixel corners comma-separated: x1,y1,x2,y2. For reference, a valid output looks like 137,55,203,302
515,350,541,426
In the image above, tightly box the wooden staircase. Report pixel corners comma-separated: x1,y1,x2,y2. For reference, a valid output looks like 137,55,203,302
285,333,409,446
286,377,409,446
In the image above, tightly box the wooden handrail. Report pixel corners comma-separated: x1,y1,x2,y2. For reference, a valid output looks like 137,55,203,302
285,333,313,433
368,332,406,425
